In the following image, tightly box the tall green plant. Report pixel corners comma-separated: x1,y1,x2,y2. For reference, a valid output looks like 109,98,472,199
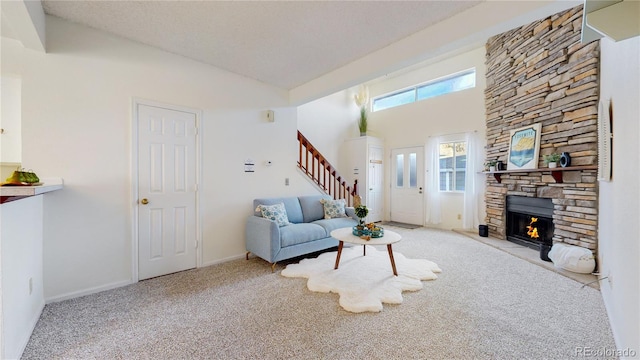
358,106,367,135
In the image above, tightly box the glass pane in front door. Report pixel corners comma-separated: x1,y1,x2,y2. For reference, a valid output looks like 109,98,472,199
396,154,404,187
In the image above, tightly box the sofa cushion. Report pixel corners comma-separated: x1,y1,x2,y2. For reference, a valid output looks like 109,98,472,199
320,198,347,219
298,195,332,223
280,223,328,247
255,203,290,227
253,197,303,223
313,217,358,234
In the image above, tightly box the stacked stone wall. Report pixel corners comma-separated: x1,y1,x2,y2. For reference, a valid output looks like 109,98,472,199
484,5,599,251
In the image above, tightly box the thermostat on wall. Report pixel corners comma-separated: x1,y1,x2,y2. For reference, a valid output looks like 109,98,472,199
244,159,255,172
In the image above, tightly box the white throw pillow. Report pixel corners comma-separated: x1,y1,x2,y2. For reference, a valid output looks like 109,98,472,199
548,243,595,274
320,198,347,219
255,203,291,227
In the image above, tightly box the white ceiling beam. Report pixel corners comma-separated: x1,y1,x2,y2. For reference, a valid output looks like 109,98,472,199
0,0,46,52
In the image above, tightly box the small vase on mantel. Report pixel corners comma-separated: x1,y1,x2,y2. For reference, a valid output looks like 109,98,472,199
560,152,571,167
548,162,557,169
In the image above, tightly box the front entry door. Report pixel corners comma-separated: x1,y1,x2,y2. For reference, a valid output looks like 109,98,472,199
390,147,424,225
137,103,198,280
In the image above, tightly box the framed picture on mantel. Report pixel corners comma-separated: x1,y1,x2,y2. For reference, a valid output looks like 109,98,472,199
507,123,541,170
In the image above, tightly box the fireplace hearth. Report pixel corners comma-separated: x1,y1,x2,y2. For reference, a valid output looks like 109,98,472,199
506,196,554,250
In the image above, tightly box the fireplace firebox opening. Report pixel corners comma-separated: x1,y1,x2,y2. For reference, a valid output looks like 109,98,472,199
506,196,554,250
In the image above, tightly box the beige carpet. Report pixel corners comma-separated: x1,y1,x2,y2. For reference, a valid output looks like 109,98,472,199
21,227,616,359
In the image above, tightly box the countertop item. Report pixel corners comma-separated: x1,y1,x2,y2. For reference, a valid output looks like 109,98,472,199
0,178,63,203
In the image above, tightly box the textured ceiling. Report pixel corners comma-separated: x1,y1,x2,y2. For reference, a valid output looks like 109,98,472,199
41,1,482,90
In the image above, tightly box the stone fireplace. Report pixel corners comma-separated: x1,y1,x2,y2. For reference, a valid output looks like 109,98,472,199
484,5,600,254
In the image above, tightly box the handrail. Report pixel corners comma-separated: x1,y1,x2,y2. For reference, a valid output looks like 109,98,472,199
297,131,358,206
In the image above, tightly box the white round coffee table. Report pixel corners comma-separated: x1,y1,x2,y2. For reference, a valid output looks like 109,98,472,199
330,227,402,276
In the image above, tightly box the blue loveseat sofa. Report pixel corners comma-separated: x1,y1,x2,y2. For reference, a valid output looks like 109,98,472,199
245,195,358,269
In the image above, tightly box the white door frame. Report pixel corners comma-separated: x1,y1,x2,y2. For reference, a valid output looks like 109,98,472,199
131,98,203,282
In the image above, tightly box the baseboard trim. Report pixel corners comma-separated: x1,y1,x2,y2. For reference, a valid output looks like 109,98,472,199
43,254,248,304
45,279,133,304
201,253,245,268
11,300,45,360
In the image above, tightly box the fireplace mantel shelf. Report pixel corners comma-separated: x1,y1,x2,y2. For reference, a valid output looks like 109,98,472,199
484,165,598,184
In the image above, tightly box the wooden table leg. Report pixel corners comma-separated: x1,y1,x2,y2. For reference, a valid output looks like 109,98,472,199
334,241,344,270
387,244,398,276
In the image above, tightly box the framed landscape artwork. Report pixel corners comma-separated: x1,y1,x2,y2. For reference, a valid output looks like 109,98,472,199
507,123,541,170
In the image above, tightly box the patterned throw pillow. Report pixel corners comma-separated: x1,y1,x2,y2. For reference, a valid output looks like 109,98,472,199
320,198,347,219
255,203,291,227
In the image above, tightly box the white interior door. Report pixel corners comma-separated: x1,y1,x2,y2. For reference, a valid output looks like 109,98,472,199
137,104,197,280
367,145,384,222
390,147,424,225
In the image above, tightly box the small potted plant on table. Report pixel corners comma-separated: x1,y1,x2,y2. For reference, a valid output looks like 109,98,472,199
354,205,368,227
353,205,369,236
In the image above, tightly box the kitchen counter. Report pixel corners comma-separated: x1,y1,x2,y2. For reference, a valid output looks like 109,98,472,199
0,180,62,358
0,178,64,204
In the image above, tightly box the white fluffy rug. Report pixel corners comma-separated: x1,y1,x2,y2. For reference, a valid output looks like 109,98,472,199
281,245,441,313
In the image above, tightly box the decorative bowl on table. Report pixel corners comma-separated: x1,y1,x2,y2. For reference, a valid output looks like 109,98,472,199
370,228,384,238
352,224,384,238
352,226,366,236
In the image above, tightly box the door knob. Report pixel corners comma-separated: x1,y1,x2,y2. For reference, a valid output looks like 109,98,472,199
419,187,423,194
140,198,149,205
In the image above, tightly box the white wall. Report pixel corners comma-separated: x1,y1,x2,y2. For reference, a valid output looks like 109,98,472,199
0,75,23,181
5,15,318,301
0,76,22,164
201,107,319,265
598,36,640,356
0,195,45,360
297,89,360,173
368,47,487,229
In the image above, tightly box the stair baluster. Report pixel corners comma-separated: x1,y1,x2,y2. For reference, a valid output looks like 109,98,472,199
297,131,357,206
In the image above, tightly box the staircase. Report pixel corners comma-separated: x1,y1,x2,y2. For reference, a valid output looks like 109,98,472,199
297,131,358,206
